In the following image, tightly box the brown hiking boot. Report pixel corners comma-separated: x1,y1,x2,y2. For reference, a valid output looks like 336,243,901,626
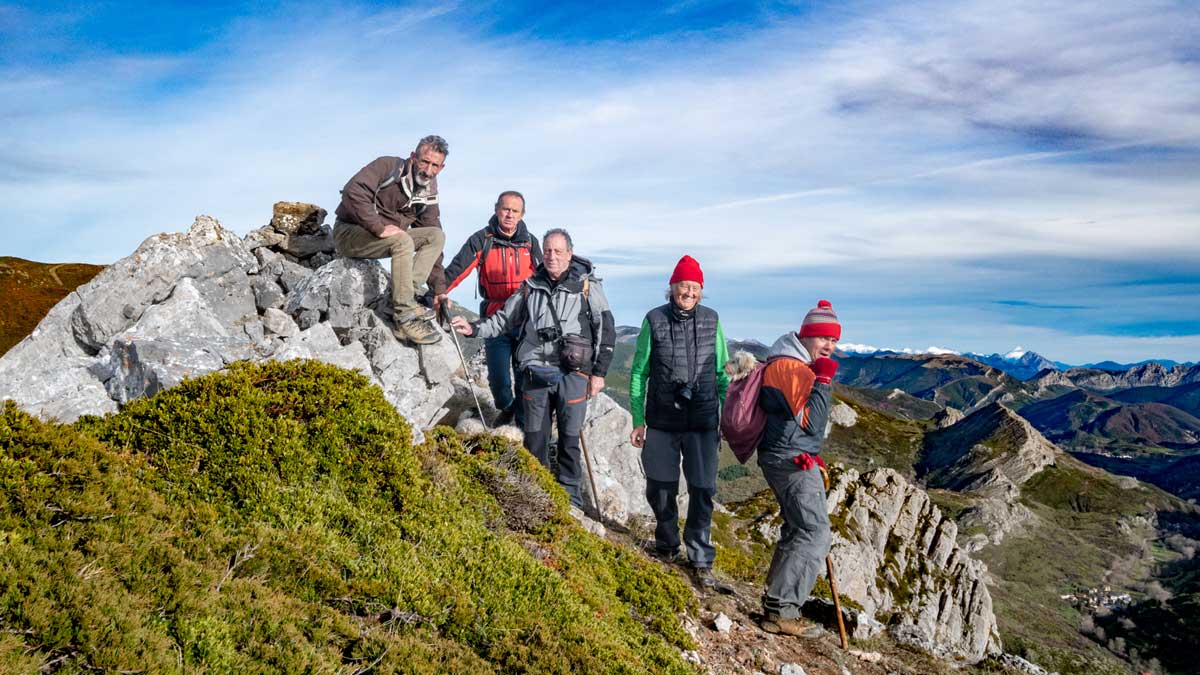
760,615,825,639
393,317,441,345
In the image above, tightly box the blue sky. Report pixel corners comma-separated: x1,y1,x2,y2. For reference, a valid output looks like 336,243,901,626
2,1,1198,364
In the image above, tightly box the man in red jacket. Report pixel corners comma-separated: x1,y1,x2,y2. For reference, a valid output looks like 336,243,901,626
333,135,449,345
437,191,542,426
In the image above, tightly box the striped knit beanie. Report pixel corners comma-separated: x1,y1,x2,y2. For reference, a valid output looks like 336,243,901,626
798,299,841,339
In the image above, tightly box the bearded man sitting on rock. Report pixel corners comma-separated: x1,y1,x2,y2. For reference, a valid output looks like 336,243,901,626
333,135,449,345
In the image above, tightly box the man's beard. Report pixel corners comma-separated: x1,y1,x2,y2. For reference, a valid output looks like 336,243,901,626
414,172,433,187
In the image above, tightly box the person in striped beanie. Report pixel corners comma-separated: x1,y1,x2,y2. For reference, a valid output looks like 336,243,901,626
755,299,841,638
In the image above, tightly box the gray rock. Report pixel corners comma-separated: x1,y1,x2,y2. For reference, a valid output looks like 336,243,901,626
713,612,733,633
105,335,250,404
284,258,389,331
243,226,286,251
578,393,658,524
829,402,858,427
124,278,231,340
68,215,256,352
0,354,116,422
418,336,457,386
250,276,285,311
243,320,265,344
289,322,341,352
261,308,299,337
269,201,327,236
269,324,372,380
800,597,884,640
780,665,806,675
569,506,607,537
273,258,312,294
994,653,1055,675
254,246,282,269
823,467,1001,662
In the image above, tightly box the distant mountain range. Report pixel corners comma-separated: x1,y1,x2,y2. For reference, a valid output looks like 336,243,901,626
839,343,1192,380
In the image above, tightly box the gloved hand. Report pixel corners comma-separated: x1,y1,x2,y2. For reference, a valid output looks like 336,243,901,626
810,357,839,384
793,453,815,470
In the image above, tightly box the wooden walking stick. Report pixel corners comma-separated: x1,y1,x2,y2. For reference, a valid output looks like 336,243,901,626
819,465,850,650
579,397,603,518
440,299,488,429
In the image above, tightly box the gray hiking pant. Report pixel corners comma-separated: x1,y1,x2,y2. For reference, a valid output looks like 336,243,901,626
332,220,445,319
522,369,589,508
642,428,719,567
759,458,831,619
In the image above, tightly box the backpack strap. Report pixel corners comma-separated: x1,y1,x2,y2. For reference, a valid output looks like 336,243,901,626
376,159,405,192
371,158,406,215
477,233,495,300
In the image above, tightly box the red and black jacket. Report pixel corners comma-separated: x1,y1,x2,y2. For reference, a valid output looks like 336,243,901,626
443,217,543,316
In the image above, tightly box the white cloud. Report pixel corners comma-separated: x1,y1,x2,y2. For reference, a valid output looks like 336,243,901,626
0,1,1197,362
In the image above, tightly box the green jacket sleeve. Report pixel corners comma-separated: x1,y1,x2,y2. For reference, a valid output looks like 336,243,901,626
629,317,653,428
715,319,730,405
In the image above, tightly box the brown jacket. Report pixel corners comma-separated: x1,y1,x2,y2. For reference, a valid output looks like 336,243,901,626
335,155,447,294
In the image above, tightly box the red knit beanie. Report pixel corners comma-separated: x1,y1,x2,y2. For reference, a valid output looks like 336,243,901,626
798,299,841,339
669,255,704,287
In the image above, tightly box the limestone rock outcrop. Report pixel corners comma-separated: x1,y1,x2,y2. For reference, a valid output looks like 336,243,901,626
826,467,1002,662
0,215,458,437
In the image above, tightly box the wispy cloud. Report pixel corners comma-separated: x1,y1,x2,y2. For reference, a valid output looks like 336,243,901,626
0,0,1197,363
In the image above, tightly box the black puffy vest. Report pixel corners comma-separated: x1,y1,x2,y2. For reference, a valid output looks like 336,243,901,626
644,303,720,432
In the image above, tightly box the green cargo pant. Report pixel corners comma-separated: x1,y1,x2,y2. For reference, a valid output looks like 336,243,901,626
332,220,445,320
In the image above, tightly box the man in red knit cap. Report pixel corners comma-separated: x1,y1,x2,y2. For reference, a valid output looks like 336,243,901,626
756,299,841,637
628,255,730,588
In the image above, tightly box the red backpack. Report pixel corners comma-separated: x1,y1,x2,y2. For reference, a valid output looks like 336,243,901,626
721,352,778,463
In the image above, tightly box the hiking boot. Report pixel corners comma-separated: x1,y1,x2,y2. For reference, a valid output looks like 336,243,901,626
691,565,718,589
393,317,441,345
493,407,515,427
643,541,686,565
760,614,825,639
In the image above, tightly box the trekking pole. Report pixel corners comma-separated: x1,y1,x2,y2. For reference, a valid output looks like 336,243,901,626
819,464,850,650
579,394,602,519
440,299,488,430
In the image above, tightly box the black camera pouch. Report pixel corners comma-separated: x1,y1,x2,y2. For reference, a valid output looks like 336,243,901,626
544,295,594,374
559,334,594,373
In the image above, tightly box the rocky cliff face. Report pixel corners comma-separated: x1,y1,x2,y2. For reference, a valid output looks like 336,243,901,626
830,468,1001,662
744,467,1002,663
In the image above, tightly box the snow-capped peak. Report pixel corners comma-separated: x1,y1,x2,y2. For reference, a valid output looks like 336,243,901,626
1004,346,1027,360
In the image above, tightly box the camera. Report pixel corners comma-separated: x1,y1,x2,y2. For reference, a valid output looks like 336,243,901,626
537,326,563,343
673,382,693,410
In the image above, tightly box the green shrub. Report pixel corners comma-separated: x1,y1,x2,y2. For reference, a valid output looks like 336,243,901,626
3,360,697,673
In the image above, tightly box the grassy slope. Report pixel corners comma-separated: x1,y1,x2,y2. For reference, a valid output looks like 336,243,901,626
0,360,697,674
975,455,1191,675
0,256,104,356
